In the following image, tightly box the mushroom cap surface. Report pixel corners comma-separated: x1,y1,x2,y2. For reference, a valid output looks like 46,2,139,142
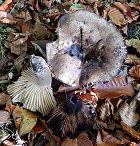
7,55,56,116
45,10,127,87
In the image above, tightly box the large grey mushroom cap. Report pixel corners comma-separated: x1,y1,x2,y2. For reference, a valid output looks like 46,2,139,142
45,10,127,87
7,55,56,116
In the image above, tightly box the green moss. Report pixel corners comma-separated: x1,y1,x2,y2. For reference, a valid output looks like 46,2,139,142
0,24,8,57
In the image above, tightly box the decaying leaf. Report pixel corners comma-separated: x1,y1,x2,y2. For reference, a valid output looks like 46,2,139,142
108,6,126,26
96,129,129,145
0,93,10,106
118,99,139,127
126,39,140,53
121,121,140,139
0,110,10,124
7,55,56,116
98,99,114,121
0,11,14,24
5,33,30,55
129,65,140,79
0,0,14,11
13,107,37,136
0,129,10,144
61,132,93,146
125,54,140,65
33,16,49,39
12,106,22,129
93,77,134,99
19,109,37,136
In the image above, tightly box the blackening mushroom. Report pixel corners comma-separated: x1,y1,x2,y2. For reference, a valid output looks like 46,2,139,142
7,55,56,116
44,10,127,87
46,94,96,139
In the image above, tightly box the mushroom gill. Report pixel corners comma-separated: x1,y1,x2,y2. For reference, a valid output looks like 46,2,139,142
46,94,96,139
44,10,127,87
7,55,56,116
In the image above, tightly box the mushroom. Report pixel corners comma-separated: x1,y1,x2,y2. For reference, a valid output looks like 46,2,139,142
44,10,127,87
46,94,96,139
7,55,56,116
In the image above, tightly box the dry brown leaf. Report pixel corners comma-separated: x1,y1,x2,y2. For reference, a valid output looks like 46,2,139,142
118,100,139,127
77,132,93,146
0,0,14,11
0,11,14,24
98,99,114,121
0,110,10,124
112,2,130,13
93,77,134,99
61,133,93,146
0,93,10,106
2,140,16,146
33,16,48,39
121,121,140,139
32,121,46,134
108,6,126,26
5,33,30,55
125,54,140,65
12,106,22,129
13,52,27,73
129,65,140,79
129,3,140,12
61,138,78,146
96,130,129,145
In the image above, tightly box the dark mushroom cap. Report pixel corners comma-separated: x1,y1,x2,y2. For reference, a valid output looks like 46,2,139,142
46,94,96,139
45,10,127,87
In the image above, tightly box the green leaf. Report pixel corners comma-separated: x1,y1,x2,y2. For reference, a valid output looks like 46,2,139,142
70,4,85,9
126,39,140,53
0,129,9,143
19,109,37,136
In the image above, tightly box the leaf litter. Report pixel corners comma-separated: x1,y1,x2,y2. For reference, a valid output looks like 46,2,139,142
0,0,140,145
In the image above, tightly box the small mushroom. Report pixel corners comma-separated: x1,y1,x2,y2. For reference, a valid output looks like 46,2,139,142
46,94,96,139
7,55,56,116
44,10,127,87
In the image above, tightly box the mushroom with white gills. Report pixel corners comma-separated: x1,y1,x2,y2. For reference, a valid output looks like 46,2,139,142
7,55,56,116
44,10,127,87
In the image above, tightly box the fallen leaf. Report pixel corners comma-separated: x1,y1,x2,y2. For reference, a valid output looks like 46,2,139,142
0,110,10,124
93,77,134,99
61,138,78,146
18,109,37,136
129,65,140,79
125,54,140,65
5,33,30,55
0,93,10,106
2,140,16,146
112,2,131,13
96,129,129,145
126,39,140,53
98,99,114,121
0,10,13,21
0,129,10,144
121,121,140,139
60,133,93,146
118,100,139,127
108,6,126,26
13,52,27,73
32,121,46,134
0,0,14,11
77,132,93,146
33,16,48,39
12,106,22,129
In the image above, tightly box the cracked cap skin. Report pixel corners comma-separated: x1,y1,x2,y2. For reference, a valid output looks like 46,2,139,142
44,10,127,87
